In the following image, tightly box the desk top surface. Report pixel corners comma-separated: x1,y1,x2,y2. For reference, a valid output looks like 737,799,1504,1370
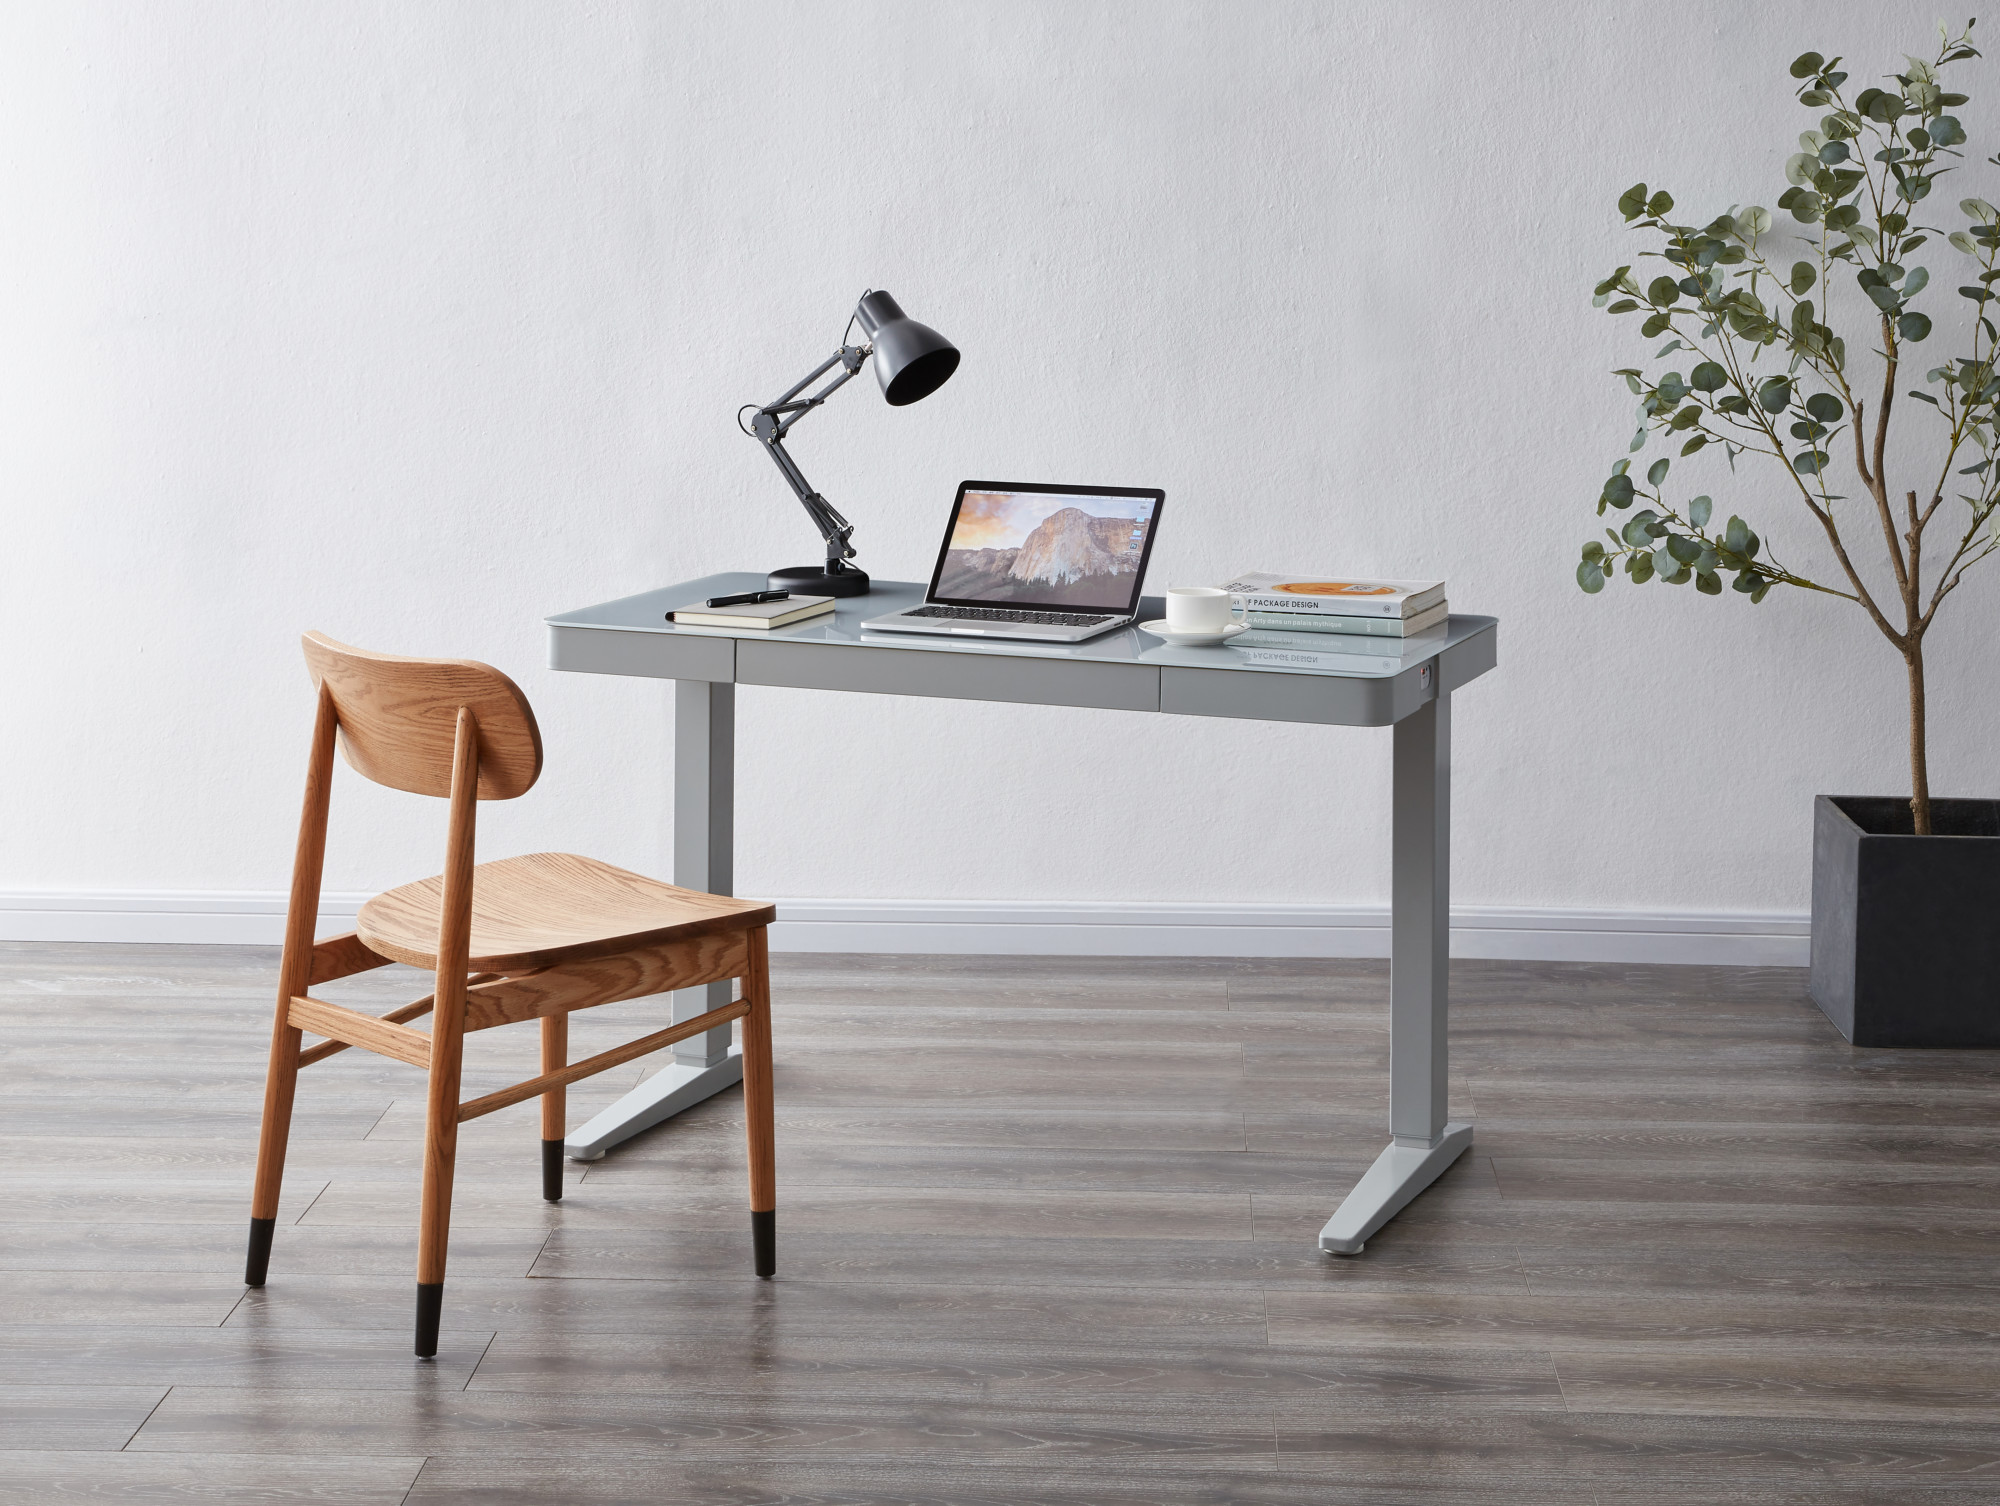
550,575,1496,683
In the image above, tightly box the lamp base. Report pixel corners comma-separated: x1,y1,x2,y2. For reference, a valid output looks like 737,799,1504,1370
770,564,870,598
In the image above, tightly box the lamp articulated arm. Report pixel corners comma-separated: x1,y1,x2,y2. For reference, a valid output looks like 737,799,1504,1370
746,344,873,574
740,289,958,597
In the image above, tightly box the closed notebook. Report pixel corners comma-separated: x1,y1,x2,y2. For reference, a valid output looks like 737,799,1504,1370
1225,571,1447,619
671,594,835,629
1241,601,1449,637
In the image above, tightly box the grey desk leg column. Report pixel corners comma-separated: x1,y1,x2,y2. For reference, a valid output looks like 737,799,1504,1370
1318,692,1473,1253
564,680,745,1160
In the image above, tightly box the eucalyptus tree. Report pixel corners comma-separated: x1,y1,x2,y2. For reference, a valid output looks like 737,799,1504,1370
1581,21,1997,834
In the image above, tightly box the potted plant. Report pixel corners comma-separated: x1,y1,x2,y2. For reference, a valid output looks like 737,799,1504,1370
1579,21,1999,1046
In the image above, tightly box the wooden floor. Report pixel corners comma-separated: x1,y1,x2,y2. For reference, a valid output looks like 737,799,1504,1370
0,944,1996,1504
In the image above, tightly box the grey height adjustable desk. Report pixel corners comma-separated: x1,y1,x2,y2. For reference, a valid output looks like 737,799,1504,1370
546,575,1498,1254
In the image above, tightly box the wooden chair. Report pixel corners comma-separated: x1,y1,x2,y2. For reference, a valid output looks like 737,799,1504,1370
245,632,777,1357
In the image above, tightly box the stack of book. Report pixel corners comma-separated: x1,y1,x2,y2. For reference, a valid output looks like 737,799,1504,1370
1223,571,1447,640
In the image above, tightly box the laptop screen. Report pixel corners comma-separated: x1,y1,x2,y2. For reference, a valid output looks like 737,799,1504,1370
927,482,1165,613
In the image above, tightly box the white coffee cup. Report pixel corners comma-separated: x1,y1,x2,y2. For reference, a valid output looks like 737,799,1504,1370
1164,585,1247,634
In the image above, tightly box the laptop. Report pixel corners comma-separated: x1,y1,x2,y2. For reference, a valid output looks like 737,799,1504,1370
862,480,1165,643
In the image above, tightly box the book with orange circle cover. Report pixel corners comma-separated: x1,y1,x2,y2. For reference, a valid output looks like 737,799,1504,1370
1223,570,1446,619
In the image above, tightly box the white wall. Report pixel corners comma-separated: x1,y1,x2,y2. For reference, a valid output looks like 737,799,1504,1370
2,2,1993,951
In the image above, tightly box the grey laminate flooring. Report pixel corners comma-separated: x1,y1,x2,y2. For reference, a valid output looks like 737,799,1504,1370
0,943,1996,1504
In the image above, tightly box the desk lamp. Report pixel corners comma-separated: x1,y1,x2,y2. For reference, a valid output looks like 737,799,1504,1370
739,289,959,598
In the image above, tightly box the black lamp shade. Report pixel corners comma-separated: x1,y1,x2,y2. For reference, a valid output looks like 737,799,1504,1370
855,290,960,406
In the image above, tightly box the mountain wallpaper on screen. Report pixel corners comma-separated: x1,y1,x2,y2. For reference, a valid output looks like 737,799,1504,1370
937,501,1152,606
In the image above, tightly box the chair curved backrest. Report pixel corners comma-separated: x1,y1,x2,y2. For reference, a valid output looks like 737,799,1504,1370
302,631,543,800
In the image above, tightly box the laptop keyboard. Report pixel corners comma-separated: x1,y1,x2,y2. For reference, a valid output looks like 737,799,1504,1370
907,606,1115,626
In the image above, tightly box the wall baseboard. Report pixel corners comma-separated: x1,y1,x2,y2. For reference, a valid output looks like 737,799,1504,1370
0,890,1809,966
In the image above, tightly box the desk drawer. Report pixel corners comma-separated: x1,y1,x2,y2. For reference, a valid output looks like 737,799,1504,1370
547,625,735,683
1160,664,1432,726
736,640,1159,712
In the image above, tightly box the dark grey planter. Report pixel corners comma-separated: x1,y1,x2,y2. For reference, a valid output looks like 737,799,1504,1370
1809,794,2000,1047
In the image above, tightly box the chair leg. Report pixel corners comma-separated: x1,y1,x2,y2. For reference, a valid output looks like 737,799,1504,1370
245,1010,302,1287
416,1002,467,1359
540,1013,567,1203
741,927,776,1279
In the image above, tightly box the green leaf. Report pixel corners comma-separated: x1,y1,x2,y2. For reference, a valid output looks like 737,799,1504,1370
1724,516,1759,557
1758,378,1793,413
1690,361,1728,392
1790,51,1824,78
1681,433,1709,455
1903,266,1929,298
1647,190,1674,218
1581,541,1605,564
1735,206,1772,238
1689,495,1713,528
1962,197,1998,223
1602,473,1635,507
1640,312,1672,338
1790,261,1817,294
1805,392,1843,422
1666,534,1702,564
1695,570,1722,595
1899,310,1933,341
1648,276,1681,306
1618,183,1650,220
1577,560,1606,593
1647,458,1670,486
1864,281,1902,310
1931,115,1967,146
1628,551,1656,583
1607,299,1640,314
1818,140,1850,164
1793,450,1825,474
1790,192,1824,224
1950,230,1977,254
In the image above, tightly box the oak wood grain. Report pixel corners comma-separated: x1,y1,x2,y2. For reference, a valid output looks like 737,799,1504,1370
287,995,432,1070
454,1001,749,1122
301,629,542,800
458,931,748,1031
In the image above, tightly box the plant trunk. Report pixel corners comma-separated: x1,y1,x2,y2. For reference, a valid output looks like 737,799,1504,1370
1906,643,1932,836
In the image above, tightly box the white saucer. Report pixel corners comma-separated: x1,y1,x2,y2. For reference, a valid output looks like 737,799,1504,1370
1139,619,1252,647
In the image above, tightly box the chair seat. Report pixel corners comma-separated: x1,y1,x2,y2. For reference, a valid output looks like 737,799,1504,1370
356,852,776,973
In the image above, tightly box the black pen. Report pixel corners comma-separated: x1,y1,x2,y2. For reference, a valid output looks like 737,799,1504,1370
704,590,791,608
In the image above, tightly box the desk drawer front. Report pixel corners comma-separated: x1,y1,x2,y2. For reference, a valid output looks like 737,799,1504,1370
548,625,735,683
736,640,1158,713
1160,665,1430,727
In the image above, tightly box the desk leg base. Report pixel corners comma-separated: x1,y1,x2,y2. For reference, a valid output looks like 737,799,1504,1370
563,1049,743,1162
1318,1122,1472,1255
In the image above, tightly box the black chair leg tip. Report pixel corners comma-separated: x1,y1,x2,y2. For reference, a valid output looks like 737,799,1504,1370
541,1138,564,1203
751,1209,776,1279
414,1283,443,1359
244,1217,276,1288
